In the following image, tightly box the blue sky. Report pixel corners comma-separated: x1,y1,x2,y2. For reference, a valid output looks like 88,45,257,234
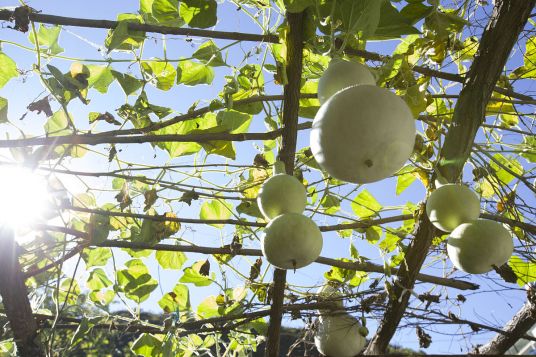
0,0,534,354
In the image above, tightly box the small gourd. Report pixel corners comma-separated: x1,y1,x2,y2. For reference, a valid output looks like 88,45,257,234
426,184,481,232
257,173,307,220
318,58,376,105
314,312,367,357
261,213,322,270
447,219,514,274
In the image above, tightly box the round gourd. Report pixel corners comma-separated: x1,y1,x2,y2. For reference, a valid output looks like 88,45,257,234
426,184,481,232
447,219,513,274
316,284,344,314
318,58,376,105
310,85,416,184
261,213,322,270
314,313,366,357
257,174,307,220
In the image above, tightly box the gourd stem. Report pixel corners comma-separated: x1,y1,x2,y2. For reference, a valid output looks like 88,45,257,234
273,161,286,175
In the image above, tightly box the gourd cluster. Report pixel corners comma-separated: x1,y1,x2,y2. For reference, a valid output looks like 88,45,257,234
425,183,514,274
257,162,323,270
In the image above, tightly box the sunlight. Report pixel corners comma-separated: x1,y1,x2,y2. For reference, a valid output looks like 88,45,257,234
0,166,50,229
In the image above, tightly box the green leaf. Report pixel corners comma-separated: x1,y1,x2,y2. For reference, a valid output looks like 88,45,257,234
89,290,115,306
216,110,252,133
156,121,202,157
112,70,143,96
142,60,177,91
0,52,18,89
177,60,215,86
199,199,233,228
180,260,215,286
82,247,112,268
155,250,187,270
365,226,382,243
298,81,320,119
86,213,111,244
197,295,223,318
373,0,421,40
489,154,523,185
180,0,217,28
29,24,64,55
87,65,114,93
44,110,70,136
351,190,382,218
151,0,183,25
57,278,80,306
509,256,536,286
131,334,162,356
105,14,145,52
0,97,8,123
403,84,427,116
424,9,468,40
396,167,417,195
193,40,226,67
158,283,190,313
400,2,434,25
87,268,112,291
331,0,382,39
321,194,340,215
379,232,400,252
116,259,158,303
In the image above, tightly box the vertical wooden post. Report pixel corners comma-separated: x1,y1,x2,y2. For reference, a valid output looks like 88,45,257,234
264,10,305,357
0,227,44,356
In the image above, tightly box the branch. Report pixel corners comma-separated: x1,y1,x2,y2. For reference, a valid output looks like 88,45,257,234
0,228,44,356
0,130,283,148
365,1,536,354
474,299,536,354
62,205,265,228
0,9,278,43
32,300,352,335
1,8,532,104
85,240,477,290
264,10,306,357
61,206,536,235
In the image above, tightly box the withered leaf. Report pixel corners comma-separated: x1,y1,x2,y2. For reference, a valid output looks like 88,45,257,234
199,259,210,277
27,97,53,117
179,189,200,206
144,189,158,211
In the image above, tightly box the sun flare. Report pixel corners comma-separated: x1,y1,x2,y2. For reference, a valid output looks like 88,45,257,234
0,166,50,229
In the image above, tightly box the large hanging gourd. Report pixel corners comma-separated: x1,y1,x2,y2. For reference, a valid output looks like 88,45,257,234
310,85,416,184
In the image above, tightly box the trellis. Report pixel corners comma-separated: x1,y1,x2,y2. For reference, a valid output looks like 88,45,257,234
0,0,535,356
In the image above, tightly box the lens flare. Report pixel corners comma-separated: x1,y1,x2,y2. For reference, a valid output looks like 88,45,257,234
0,166,50,229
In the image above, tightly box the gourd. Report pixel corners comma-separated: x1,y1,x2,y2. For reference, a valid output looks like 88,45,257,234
425,184,481,232
447,219,514,274
310,85,416,184
318,58,376,105
314,312,366,357
261,213,323,270
257,173,307,220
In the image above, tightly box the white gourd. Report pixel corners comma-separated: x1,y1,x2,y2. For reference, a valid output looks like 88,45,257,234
314,312,366,357
257,174,307,220
426,184,481,232
318,58,376,104
310,85,416,184
261,213,322,270
447,219,514,274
